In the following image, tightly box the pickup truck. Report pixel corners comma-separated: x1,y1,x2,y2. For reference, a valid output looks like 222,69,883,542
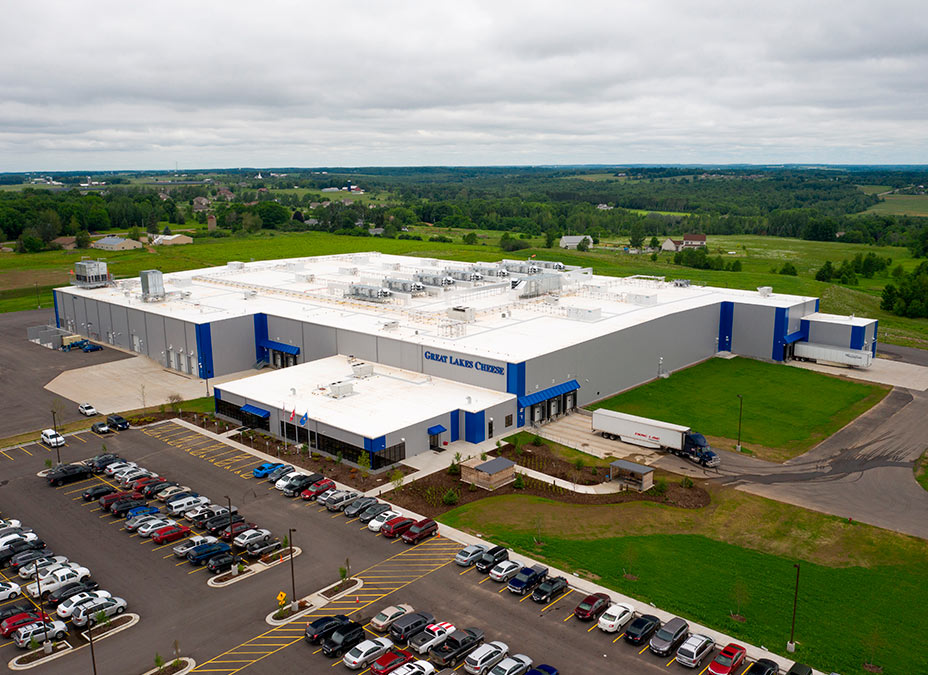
408,621,455,655
507,565,547,595
429,627,485,668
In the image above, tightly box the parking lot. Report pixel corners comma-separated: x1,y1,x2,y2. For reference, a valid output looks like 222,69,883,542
3,422,764,674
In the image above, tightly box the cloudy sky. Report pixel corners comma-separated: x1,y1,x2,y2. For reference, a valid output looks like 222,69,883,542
1,1,926,171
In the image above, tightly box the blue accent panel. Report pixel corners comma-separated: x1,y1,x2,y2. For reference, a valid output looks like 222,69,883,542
464,411,485,444
850,325,866,350
771,307,788,361
800,319,810,339
518,380,580,408
517,407,525,428
253,313,269,363
259,338,299,355
717,301,733,351
240,404,270,418
195,323,214,378
815,298,820,312
785,322,809,344
53,291,60,328
506,362,526,396
363,437,372,452
450,410,460,442
427,424,447,436
872,322,878,356
214,388,221,402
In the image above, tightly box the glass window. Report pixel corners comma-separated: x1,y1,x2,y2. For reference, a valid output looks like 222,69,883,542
505,414,513,427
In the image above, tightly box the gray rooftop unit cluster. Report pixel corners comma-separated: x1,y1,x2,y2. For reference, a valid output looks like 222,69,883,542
415,272,455,287
328,381,354,399
474,264,509,278
348,284,392,302
444,268,483,282
447,306,476,322
140,269,166,302
71,259,110,288
502,261,541,275
383,278,425,294
515,273,562,298
532,260,566,271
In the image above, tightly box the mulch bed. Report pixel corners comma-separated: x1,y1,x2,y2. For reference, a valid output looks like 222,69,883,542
151,661,187,675
15,641,70,665
128,410,228,434
320,577,361,599
380,467,709,519
491,442,609,485
86,613,133,639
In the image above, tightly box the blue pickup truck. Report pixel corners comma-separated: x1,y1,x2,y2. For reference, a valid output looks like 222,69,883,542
507,564,548,595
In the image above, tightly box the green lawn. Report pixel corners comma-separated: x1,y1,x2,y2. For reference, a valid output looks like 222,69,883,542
856,185,892,195
439,493,928,675
589,357,888,461
916,449,928,493
503,430,613,467
864,194,928,216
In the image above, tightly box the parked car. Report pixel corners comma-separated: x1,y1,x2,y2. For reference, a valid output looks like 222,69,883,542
90,421,110,434
465,641,508,675
0,518,22,529
322,621,365,657
164,491,199,506
245,539,283,559
301,478,336,500
785,664,813,675
87,454,121,473
56,590,112,619
283,473,323,498
624,614,661,645
99,491,142,511
78,403,97,416
0,532,39,551
106,414,129,430
389,611,435,644
490,655,533,675
18,555,69,580
455,544,488,567
429,628,485,668
265,464,293,483
474,546,508,573
27,566,91,597
252,462,284,478
207,552,242,574
111,499,149,518
220,521,257,541
104,461,137,476
0,582,21,601
489,560,521,583
12,619,69,647
381,517,415,539
125,505,160,520
649,616,690,656
82,343,102,352
751,659,781,675
189,505,237,526
676,634,715,668
125,515,163,533
274,470,303,491
71,596,127,627
326,490,361,512
233,528,272,548
344,497,379,518
8,551,55,575
532,576,568,603
119,469,158,487
305,614,350,644
44,580,99,607
598,602,635,633
40,429,65,448
391,662,436,675
343,637,394,670
157,485,192,502
205,513,245,534
316,487,339,504
368,510,401,532
173,535,218,558
1,611,51,638
401,519,438,544
151,524,192,544
508,565,547,595
370,604,414,632
167,495,210,516
46,463,91,486
370,646,415,674
574,592,611,621
186,541,231,565
707,644,747,675
0,604,34,623
142,480,175,498
409,621,455,655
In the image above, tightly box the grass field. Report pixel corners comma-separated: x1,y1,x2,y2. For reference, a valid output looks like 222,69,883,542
503,430,613,468
916,449,928,493
439,491,928,675
864,193,928,216
856,184,892,195
590,357,888,461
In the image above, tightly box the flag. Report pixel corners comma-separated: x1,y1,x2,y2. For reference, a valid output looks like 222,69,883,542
299,411,308,426
289,408,295,422
530,254,536,258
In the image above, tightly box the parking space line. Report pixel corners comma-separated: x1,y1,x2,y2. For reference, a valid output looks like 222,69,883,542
562,613,574,622
541,589,573,610
498,585,508,593
587,623,598,632
188,566,207,575
698,664,711,675
612,632,625,643
478,576,493,584
0,450,14,460
18,446,31,456
638,645,650,655
666,656,677,667
71,434,87,443
518,592,534,603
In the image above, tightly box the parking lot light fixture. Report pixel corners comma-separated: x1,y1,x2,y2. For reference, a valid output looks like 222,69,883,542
789,562,801,652
736,394,744,453
50,409,61,466
288,527,297,611
224,495,232,536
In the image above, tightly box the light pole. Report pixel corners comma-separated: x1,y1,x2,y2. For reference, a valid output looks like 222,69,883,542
788,562,801,652
288,527,297,611
50,409,61,466
87,609,98,675
224,495,232,538
736,394,743,453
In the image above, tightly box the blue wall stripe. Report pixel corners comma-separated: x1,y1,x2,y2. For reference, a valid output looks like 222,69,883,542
771,307,788,361
53,290,60,328
195,323,214,378
450,410,460,442
464,410,486,444
850,325,866,351
872,322,878,356
506,362,526,397
253,313,269,363
717,301,734,351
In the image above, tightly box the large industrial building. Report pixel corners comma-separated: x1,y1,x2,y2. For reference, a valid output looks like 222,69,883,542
52,253,877,471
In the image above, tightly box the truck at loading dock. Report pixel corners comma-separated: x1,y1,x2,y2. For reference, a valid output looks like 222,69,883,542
592,409,721,467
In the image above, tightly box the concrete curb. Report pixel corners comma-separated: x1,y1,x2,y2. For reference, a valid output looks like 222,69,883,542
265,577,364,626
8,613,141,671
139,657,196,675
7,643,74,671
207,547,303,588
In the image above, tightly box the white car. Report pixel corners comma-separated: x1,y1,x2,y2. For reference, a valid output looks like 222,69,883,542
0,581,21,601
185,504,221,521
125,514,164,532
342,636,393,669
18,555,69,580
0,519,22,529
598,602,635,633
464,641,508,675
489,560,521,582
274,471,301,490
233,528,272,548
112,465,144,481
104,461,137,476
120,469,158,487
409,621,455,655
392,662,436,675
137,518,177,537
71,596,127,627
27,566,91,597
40,429,65,448
56,590,112,619
12,620,69,647
78,403,97,416
368,510,401,532
173,535,217,558
316,487,338,503
489,655,533,675
0,532,39,551
167,495,210,516
36,562,82,582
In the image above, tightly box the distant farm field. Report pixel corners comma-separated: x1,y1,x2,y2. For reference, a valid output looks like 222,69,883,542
856,184,892,195
864,194,928,216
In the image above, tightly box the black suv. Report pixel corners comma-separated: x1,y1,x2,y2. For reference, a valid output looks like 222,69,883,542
111,499,147,517
305,615,350,644
475,546,508,573
282,473,323,498
46,463,91,486
106,414,130,430
532,576,568,603
389,611,434,644
87,453,121,473
205,513,244,534
321,621,364,657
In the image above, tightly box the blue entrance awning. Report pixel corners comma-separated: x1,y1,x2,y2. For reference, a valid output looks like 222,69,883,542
784,329,808,344
518,380,580,408
259,339,300,356
240,404,270,419
427,424,447,436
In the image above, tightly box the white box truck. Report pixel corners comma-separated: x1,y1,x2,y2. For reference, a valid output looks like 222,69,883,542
591,409,720,467
792,342,872,368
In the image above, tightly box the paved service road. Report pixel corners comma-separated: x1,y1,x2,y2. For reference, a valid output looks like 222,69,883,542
877,343,928,367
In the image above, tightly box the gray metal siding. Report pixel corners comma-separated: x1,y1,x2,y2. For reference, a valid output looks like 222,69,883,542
267,316,305,361
111,305,129,349
730,303,776,359
336,329,377,361
806,320,852,348
210,315,258,376
145,313,167,366
303,324,337,362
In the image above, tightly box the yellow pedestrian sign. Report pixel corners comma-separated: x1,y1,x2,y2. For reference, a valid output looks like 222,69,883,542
277,591,287,607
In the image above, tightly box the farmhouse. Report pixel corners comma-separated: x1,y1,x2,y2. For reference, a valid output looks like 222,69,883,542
559,235,593,249
90,235,143,251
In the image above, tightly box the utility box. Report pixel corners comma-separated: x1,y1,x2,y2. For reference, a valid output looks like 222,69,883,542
140,270,165,301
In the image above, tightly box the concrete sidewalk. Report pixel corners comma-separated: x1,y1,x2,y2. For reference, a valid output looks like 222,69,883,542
789,356,928,390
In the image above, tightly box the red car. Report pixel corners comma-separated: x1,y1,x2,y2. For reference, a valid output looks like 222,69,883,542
151,524,192,544
99,491,142,511
707,643,747,675
370,647,414,675
381,517,414,538
220,521,257,541
574,592,611,621
401,518,438,544
1,611,51,638
129,475,161,490
300,479,335,500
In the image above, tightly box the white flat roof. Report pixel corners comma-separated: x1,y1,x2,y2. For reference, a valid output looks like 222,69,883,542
217,355,513,439
802,312,875,327
58,252,818,363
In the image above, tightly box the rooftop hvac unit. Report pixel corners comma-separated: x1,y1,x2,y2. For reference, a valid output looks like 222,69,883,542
533,260,566,271
339,267,359,276
294,273,315,283
328,381,354,399
384,278,425,294
383,262,401,271
447,306,476,322
626,292,658,306
351,363,374,379
672,279,691,287
227,261,245,270
444,268,484,282
566,306,602,322
382,320,399,331
415,273,455,287
286,261,305,271
502,261,541,275
757,286,773,297
71,259,110,288
348,284,392,301
140,270,165,301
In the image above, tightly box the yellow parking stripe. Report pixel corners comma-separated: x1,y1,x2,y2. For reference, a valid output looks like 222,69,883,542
71,434,87,443
18,446,31,456
541,589,573,610
638,645,650,655
0,450,13,461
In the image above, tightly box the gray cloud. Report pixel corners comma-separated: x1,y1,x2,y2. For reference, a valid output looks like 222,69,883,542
1,0,926,170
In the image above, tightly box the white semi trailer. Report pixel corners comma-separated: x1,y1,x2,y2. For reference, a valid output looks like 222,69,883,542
591,409,720,467
792,342,872,368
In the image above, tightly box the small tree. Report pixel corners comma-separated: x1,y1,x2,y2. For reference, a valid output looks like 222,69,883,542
335,451,343,466
75,229,91,249
779,262,798,276
390,469,405,492
28,636,39,652
576,237,589,252
649,236,660,249
531,434,543,447
441,488,459,505
356,450,370,478
154,653,165,673
167,392,183,413
573,457,585,471
513,473,525,490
